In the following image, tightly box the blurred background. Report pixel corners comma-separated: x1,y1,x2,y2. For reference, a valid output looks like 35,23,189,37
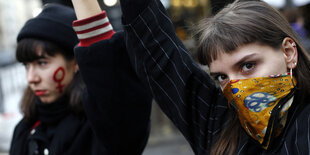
0,0,309,154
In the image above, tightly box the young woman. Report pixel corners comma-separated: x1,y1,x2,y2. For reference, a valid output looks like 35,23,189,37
73,0,310,154
10,3,151,155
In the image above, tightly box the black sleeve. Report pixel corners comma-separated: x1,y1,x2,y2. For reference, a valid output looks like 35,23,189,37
74,31,152,155
120,0,231,154
120,0,150,24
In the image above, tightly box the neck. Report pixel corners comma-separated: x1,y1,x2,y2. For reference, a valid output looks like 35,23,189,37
35,96,69,125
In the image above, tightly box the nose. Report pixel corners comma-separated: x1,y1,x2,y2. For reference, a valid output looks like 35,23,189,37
228,72,249,81
27,67,40,84
228,75,238,81
220,74,240,89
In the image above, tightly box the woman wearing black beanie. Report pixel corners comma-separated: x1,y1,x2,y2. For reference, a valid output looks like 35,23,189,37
10,3,151,155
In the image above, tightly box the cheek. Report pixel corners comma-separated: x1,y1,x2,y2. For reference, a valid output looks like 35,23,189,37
53,67,65,82
272,57,288,73
53,67,66,93
259,58,287,76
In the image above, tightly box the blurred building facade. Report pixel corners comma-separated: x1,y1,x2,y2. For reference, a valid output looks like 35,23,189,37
0,0,41,116
0,0,41,55
0,0,41,152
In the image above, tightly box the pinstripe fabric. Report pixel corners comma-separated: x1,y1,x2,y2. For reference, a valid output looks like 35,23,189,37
122,0,230,154
119,0,310,154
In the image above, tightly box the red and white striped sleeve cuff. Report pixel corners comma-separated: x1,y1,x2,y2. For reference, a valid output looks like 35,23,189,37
73,11,115,47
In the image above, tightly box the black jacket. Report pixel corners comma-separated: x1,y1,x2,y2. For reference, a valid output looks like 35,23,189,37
10,32,152,155
119,0,310,154
74,32,152,155
10,97,107,155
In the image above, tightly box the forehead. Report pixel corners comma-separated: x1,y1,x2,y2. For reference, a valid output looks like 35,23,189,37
17,42,48,63
30,51,63,63
30,47,64,62
16,39,67,63
209,43,282,72
30,49,51,61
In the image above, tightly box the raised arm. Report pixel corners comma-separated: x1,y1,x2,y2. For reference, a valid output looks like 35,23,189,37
71,0,230,154
71,1,152,154
119,0,231,154
72,0,101,20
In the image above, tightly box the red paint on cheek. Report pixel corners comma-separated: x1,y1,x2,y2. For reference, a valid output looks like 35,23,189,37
53,67,65,93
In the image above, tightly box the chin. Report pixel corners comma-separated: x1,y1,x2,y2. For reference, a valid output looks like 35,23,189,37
39,97,55,104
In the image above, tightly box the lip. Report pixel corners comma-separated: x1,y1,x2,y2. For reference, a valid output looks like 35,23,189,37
35,90,47,96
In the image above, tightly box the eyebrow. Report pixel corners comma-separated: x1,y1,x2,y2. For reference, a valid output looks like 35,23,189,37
210,53,258,77
37,55,46,59
210,72,221,77
234,53,258,68
30,54,48,62
34,55,47,61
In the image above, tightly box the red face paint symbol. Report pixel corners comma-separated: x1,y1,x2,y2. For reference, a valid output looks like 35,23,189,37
53,67,65,93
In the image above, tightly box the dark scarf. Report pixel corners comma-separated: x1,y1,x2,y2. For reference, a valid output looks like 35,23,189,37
10,96,106,155
25,96,70,154
35,96,69,125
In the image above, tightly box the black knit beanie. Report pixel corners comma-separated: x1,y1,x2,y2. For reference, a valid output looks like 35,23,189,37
17,3,78,53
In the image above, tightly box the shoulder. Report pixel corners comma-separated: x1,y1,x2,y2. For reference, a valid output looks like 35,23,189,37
278,101,310,154
12,119,32,136
10,119,32,151
285,100,310,136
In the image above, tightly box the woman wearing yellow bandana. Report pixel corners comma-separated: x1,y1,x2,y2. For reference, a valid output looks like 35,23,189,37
72,0,310,154
200,1,309,154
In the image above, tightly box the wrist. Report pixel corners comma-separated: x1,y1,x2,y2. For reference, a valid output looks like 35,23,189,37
72,0,102,20
73,11,115,46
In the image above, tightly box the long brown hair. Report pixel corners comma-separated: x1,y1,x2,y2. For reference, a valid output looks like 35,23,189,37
196,1,310,154
16,39,85,123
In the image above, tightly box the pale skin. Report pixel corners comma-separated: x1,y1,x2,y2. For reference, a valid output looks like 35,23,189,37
71,0,102,20
25,50,77,103
210,37,298,89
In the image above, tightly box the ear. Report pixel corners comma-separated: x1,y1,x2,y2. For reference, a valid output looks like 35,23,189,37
282,37,298,69
73,59,79,73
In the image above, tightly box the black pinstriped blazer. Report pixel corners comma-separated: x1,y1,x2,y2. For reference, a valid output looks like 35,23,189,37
119,0,310,154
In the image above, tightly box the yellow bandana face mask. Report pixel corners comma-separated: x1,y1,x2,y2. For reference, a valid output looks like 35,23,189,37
222,73,296,149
